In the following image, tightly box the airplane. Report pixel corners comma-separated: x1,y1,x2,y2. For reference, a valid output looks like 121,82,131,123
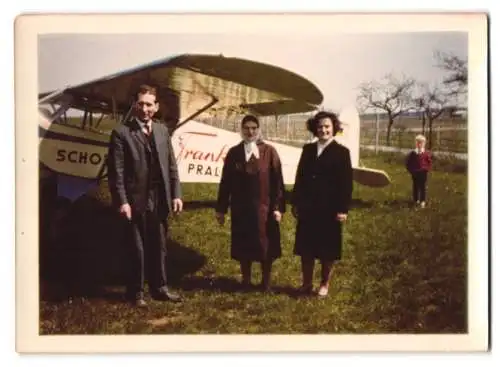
38,53,390,212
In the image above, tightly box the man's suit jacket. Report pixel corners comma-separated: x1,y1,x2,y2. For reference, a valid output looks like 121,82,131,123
107,118,181,218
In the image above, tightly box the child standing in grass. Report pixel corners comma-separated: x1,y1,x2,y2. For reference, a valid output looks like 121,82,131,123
405,134,432,208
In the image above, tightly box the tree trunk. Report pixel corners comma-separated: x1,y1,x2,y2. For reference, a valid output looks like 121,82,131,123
386,116,393,146
421,111,426,135
428,119,433,150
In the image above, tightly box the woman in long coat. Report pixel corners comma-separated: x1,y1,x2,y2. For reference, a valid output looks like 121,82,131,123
216,115,286,291
291,111,353,297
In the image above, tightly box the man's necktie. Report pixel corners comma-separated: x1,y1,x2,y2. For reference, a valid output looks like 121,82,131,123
144,124,152,136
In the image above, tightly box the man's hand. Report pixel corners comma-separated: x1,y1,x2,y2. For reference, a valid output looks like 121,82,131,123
215,212,225,226
119,203,132,220
173,198,183,214
336,213,348,222
273,210,282,222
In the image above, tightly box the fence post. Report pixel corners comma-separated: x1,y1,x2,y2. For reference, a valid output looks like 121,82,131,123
286,115,290,142
436,126,441,151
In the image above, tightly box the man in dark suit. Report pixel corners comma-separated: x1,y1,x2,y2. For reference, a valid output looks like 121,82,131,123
107,84,183,307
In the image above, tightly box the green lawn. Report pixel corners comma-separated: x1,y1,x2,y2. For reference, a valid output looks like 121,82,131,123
39,151,467,334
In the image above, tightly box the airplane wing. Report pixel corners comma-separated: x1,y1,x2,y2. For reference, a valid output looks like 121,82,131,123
39,53,323,130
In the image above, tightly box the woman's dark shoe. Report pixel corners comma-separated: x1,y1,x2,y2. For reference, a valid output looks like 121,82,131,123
240,280,253,292
296,284,314,296
259,281,272,293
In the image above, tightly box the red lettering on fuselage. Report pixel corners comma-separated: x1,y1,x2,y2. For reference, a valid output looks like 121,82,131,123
176,133,229,164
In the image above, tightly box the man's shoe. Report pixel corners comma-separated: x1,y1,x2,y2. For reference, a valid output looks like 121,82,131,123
152,288,182,302
135,298,148,308
127,292,148,307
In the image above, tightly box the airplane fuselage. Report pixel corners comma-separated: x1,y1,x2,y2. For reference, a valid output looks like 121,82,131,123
38,104,390,199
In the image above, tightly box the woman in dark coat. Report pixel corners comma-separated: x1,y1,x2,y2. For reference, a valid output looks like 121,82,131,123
215,115,286,291
291,111,353,297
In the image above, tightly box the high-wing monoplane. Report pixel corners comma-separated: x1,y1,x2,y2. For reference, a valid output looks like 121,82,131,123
39,53,390,203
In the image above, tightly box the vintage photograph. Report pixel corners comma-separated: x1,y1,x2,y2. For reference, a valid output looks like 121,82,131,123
15,13,488,352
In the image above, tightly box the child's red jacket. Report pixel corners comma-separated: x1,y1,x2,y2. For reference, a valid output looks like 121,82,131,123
406,150,432,173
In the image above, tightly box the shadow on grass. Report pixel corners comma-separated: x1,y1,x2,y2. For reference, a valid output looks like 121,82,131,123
179,195,379,212
283,191,386,210
174,275,300,298
349,199,378,209
175,276,247,293
40,195,207,303
182,200,217,211
180,192,398,212
382,199,420,209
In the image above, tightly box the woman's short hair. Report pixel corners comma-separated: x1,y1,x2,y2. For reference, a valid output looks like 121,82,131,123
306,111,342,136
241,114,260,128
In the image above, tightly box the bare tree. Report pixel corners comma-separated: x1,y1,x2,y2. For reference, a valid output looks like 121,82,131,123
434,50,468,96
414,82,449,149
357,74,416,146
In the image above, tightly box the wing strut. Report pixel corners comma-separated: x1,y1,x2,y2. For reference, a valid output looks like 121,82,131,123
39,89,64,104
111,96,118,123
94,113,105,129
120,101,135,124
82,110,88,129
175,96,219,129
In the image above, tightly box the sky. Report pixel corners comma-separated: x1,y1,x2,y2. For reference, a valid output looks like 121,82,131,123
38,32,467,112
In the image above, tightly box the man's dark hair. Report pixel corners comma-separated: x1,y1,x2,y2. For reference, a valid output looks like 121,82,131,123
134,84,159,102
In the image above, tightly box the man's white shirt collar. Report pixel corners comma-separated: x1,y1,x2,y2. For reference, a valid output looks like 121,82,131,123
136,118,152,133
244,141,260,161
317,137,334,156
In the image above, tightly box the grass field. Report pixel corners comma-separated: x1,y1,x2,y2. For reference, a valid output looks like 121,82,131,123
39,151,467,335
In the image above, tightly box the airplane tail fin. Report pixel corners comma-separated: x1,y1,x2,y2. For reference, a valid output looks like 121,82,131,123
336,105,361,168
336,105,391,188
